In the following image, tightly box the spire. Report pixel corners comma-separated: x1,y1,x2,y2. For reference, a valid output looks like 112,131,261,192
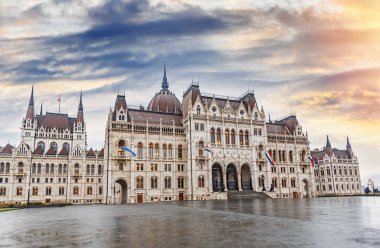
346,136,352,149
40,103,43,116
76,90,84,123
25,86,35,120
78,90,83,112
29,86,34,106
326,135,331,148
162,63,169,90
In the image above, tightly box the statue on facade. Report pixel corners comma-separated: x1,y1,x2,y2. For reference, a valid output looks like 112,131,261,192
262,174,266,191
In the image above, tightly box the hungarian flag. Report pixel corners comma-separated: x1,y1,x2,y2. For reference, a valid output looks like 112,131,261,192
265,150,275,166
308,154,315,168
204,146,214,155
121,146,136,157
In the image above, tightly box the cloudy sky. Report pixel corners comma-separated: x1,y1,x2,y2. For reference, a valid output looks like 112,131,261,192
0,0,379,184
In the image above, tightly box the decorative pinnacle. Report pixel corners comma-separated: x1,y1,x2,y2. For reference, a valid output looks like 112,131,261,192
162,63,169,90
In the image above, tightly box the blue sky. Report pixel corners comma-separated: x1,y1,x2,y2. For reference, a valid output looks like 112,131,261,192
0,0,379,184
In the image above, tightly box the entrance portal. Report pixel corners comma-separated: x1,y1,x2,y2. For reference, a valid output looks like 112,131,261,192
179,192,184,201
241,164,252,190
227,164,238,191
212,164,224,192
114,179,128,204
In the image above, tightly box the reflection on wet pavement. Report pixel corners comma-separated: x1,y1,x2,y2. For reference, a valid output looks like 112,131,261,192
1,197,379,248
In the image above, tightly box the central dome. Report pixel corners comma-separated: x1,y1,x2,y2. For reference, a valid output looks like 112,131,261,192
147,65,182,114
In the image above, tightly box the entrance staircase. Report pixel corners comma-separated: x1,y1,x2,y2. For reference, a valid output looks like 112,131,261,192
227,191,273,200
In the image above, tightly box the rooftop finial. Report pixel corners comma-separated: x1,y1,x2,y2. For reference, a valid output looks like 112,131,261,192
40,102,43,116
78,90,83,111
346,136,352,149
326,135,331,148
29,86,34,106
162,63,169,90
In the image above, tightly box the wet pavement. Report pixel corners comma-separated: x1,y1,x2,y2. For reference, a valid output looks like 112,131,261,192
1,197,380,248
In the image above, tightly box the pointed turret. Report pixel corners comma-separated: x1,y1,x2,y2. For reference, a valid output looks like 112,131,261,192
76,90,84,123
346,136,353,158
346,136,352,149
325,135,332,155
162,63,169,90
25,86,35,120
40,103,43,116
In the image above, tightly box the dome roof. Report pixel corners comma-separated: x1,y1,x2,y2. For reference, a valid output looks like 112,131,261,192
147,65,182,114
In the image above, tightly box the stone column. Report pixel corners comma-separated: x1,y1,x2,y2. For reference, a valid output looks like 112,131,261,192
223,170,228,191
238,172,242,191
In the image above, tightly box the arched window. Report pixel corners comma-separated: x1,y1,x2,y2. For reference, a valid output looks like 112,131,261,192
17,187,23,196
178,145,183,159
291,178,296,188
58,164,63,174
149,143,153,157
178,177,185,189
32,186,38,196
98,164,102,174
210,128,216,144
164,177,172,189
282,151,286,162
301,150,306,162
118,140,125,155
45,187,51,195
86,164,90,174
37,163,42,174
196,105,201,115
273,150,277,161
289,151,293,163
239,130,244,145
281,178,287,188
32,163,37,174
278,150,282,162
50,142,58,154
137,142,143,158
59,186,65,195
155,143,160,157
87,186,93,195
231,129,236,145
0,163,4,173
272,177,278,188
198,141,204,156
216,128,222,145
245,130,249,146
5,162,10,173
91,164,95,175
198,175,205,188
151,177,158,189
118,111,125,121
37,141,45,153
74,163,80,175
63,142,70,153
225,129,230,145
163,144,167,158
329,185,333,191
0,187,6,196
136,177,144,189
168,144,173,158
322,185,326,191
73,186,79,195
316,185,320,191
99,186,103,195
50,163,54,174
254,112,258,120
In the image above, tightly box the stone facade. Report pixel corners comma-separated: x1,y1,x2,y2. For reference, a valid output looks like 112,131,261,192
2,68,357,205
312,136,362,196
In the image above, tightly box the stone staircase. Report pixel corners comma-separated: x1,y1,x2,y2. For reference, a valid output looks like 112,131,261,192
227,191,273,200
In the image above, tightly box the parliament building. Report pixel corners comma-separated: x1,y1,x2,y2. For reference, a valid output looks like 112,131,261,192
0,67,360,204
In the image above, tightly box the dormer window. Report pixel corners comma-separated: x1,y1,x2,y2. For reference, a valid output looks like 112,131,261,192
196,105,201,115
254,112,258,120
119,111,125,121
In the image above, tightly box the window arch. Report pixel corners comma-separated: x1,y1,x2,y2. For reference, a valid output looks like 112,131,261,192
225,129,230,145
73,186,79,195
163,144,167,158
281,178,287,188
117,140,126,155
32,186,38,196
168,144,173,158
151,177,158,189
245,130,249,146
45,186,51,195
289,150,293,163
5,162,10,173
230,129,236,145
118,111,125,121
301,150,306,162
59,186,65,195
178,145,183,159
87,186,93,195
164,177,172,189
178,177,185,189
198,175,205,188
99,186,103,195
136,177,144,189
91,164,95,175
196,105,201,115
291,178,296,187
32,163,37,174
272,177,278,188
216,128,222,144
74,163,80,175
0,187,6,196
63,142,70,153
239,130,244,145
98,164,102,174
0,163,4,173
210,128,215,144
18,162,24,173
50,142,58,154
16,186,23,196
37,163,42,174
86,164,90,174
155,143,159,157
149,143,153,157
137,142,143,158
37,141,45,153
